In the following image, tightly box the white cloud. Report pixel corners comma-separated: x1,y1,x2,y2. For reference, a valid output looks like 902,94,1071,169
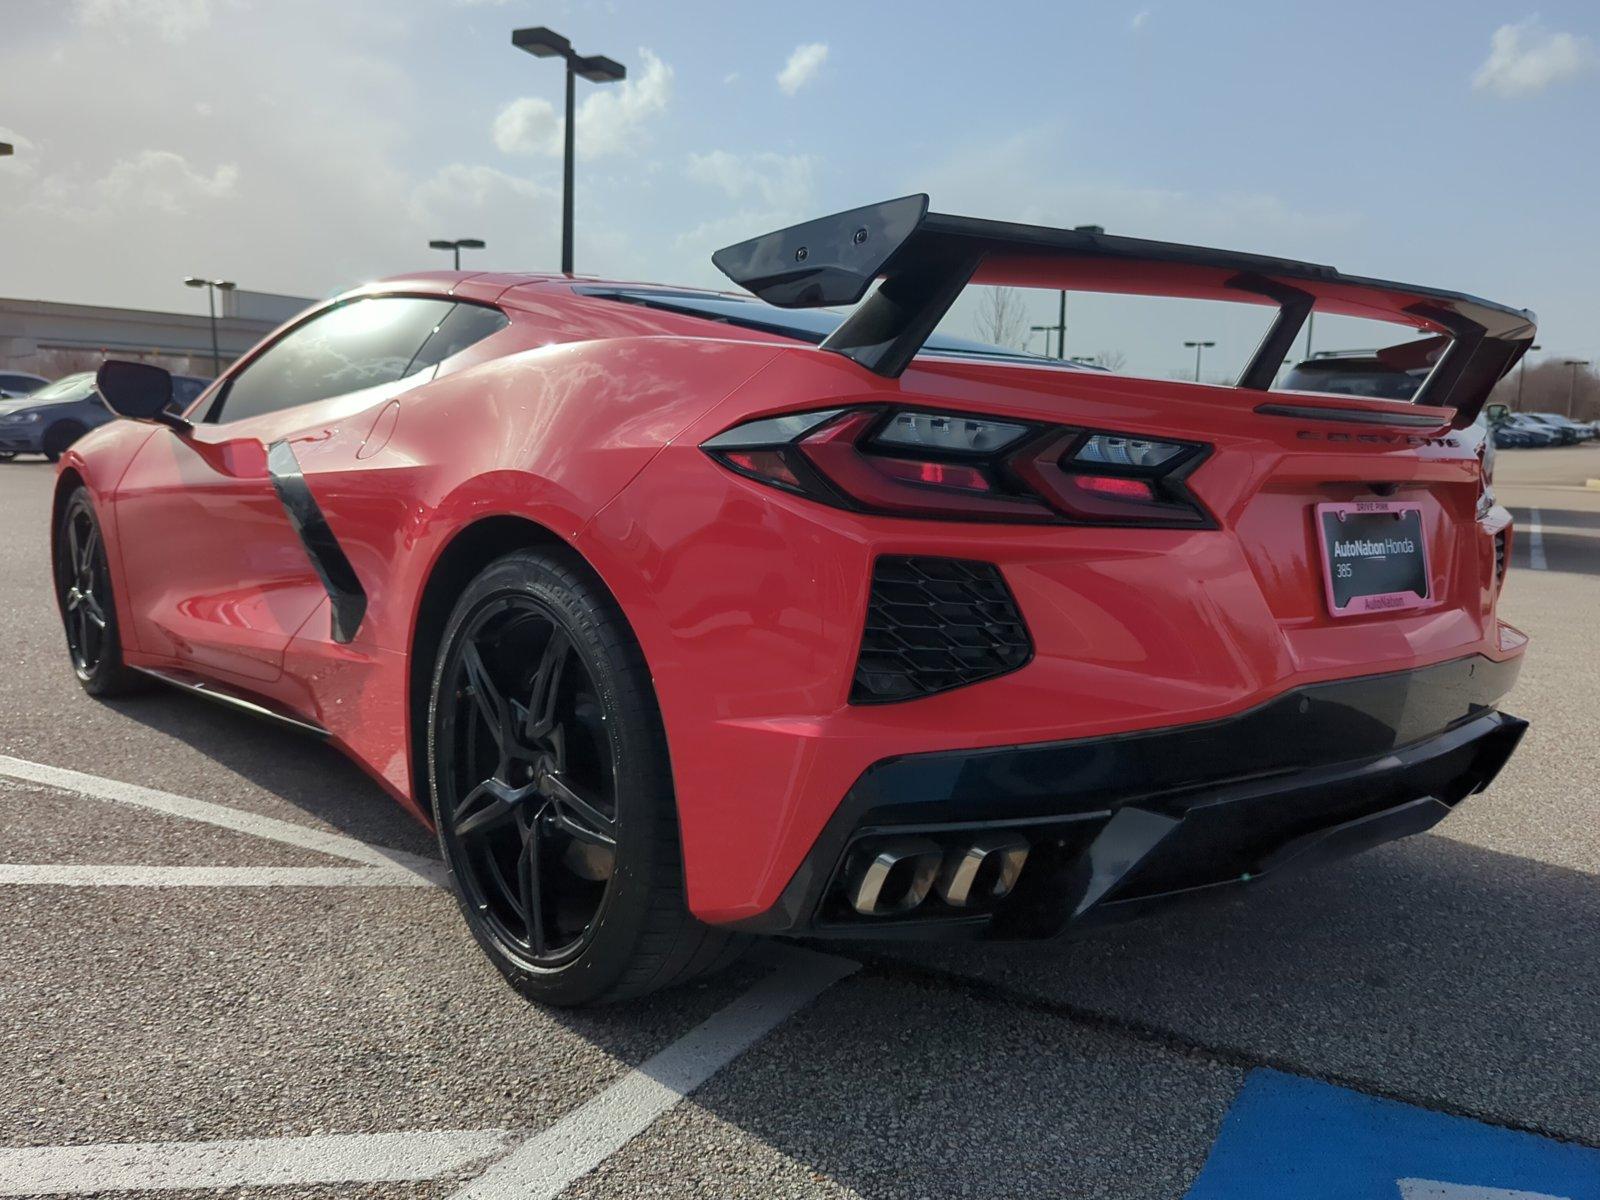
576,48,673,157
492,96,560,156
493,48,673,160
22,150,239,221
76,0,214,42
686,150,818,210
1473,17,1594,98
776,42,828,96
1129,9,1151,33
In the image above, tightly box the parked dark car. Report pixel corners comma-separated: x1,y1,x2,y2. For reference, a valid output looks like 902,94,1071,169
0,370,210,461
0,371,49,399
1522,412,1595,443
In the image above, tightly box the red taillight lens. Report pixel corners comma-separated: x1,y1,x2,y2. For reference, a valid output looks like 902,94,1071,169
1074,475,1154,500
721,449,801,490
702,406,1211,526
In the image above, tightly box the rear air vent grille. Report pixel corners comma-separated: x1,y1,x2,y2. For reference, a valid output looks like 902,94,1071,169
1494,529,1508,584
850,556,1032,704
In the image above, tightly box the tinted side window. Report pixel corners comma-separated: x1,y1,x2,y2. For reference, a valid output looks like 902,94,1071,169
213,297,454,423
407,303,510,375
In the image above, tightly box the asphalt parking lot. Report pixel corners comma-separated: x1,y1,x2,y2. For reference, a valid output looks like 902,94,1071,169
1,446,1598,1199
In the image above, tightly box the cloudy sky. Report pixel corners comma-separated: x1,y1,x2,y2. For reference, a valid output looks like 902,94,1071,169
2,0,1595,380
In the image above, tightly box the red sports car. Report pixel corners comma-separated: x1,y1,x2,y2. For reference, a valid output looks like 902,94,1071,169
57,197,1532,1005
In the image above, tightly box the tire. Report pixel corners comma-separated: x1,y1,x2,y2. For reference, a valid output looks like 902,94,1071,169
54,488,147,696
42,422,86,463
0,452,15,463
427,547,749,1006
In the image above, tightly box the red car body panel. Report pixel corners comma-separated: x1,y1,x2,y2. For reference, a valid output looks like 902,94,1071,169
57,266,1527,926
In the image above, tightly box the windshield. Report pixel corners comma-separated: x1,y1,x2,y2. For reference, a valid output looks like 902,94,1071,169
590,288,1084,369
22,372,97,403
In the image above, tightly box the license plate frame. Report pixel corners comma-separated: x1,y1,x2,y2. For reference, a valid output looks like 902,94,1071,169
1315,500,1431,618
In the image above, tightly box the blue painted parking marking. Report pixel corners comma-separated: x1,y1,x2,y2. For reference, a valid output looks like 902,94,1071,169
1186,1070,1600,1200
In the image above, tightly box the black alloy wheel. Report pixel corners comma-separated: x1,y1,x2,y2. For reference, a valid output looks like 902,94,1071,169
54,488,143,696
428,548,746,1006
435,593,619,968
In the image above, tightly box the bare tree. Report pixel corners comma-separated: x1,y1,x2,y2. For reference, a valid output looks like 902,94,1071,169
1091,349,1128,372
972,286,1028,350
1489,358,1599,421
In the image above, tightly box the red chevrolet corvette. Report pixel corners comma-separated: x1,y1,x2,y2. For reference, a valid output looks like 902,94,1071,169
56,197,1532,1004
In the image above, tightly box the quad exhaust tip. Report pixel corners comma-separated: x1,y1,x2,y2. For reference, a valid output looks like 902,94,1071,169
845,832,1031,916
935,833,1030,908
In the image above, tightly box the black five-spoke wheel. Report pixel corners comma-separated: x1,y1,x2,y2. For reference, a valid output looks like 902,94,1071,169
428,547,746,1006
61,500,110,679
437,597,619,967
54,488,142,697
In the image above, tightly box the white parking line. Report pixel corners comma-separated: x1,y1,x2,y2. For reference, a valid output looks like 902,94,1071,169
0,1128,514,1196
0,946,858,1197
0,755,445,884
0,864,434,888
1528,509,1548,570
451,945,859,1200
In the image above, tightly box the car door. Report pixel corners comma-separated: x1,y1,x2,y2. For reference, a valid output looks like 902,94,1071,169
111,295,455,684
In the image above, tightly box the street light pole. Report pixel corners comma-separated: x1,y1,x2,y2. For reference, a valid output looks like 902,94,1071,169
512,26,626,275
184,277,236,377
1184,339,1216,382
428,238,486,271
1562,359,1591,419
1514,343,1542,411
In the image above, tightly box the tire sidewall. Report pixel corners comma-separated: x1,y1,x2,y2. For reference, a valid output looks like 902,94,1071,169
427,549,674,1006
55,488,129,695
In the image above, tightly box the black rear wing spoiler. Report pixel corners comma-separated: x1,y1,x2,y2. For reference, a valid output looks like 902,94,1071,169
711,194,1535,427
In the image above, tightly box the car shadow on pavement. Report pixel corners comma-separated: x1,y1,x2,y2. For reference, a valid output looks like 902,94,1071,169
1530,507,1600,531
1528,529,1600,576
633,833,1600,1198
100,686,438,858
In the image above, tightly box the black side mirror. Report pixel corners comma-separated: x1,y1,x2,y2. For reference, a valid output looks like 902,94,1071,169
96,360,191,432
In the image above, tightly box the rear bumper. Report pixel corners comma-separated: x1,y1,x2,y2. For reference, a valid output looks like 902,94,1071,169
734,653,1525,938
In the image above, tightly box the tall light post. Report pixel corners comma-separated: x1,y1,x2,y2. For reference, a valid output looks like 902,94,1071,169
1184,339,1216,382
1514,343,1542,411
428,238,486,270
1563,359,1591,419
184,277,236,377
511,26,625,275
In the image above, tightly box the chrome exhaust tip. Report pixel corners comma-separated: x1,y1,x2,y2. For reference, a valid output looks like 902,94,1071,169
935,833,1030,908
845,837,942,916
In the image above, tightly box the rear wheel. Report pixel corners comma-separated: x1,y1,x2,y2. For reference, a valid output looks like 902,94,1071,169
427,547,748,1006
53,488,145,696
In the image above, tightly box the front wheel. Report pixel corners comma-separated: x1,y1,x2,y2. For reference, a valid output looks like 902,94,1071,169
53,488,146,696
427,547,747,1006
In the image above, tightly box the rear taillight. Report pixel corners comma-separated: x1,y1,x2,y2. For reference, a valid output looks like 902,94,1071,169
701,406,1211,526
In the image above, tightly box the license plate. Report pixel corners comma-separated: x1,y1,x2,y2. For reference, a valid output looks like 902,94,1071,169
1315,500,1430,617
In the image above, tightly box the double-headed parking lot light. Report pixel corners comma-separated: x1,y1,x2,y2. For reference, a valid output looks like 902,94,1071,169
428,238,486,271
184,277,236,378
511,25,626,276
1184,340,1217,382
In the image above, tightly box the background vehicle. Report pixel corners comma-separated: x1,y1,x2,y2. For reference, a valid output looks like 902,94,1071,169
56,197,1531,1006
0,370,209,462
1496,413,1562,447
1526,412,1594,442
1279,351,1426,400
0,371,48,399
1518,412,1585,444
